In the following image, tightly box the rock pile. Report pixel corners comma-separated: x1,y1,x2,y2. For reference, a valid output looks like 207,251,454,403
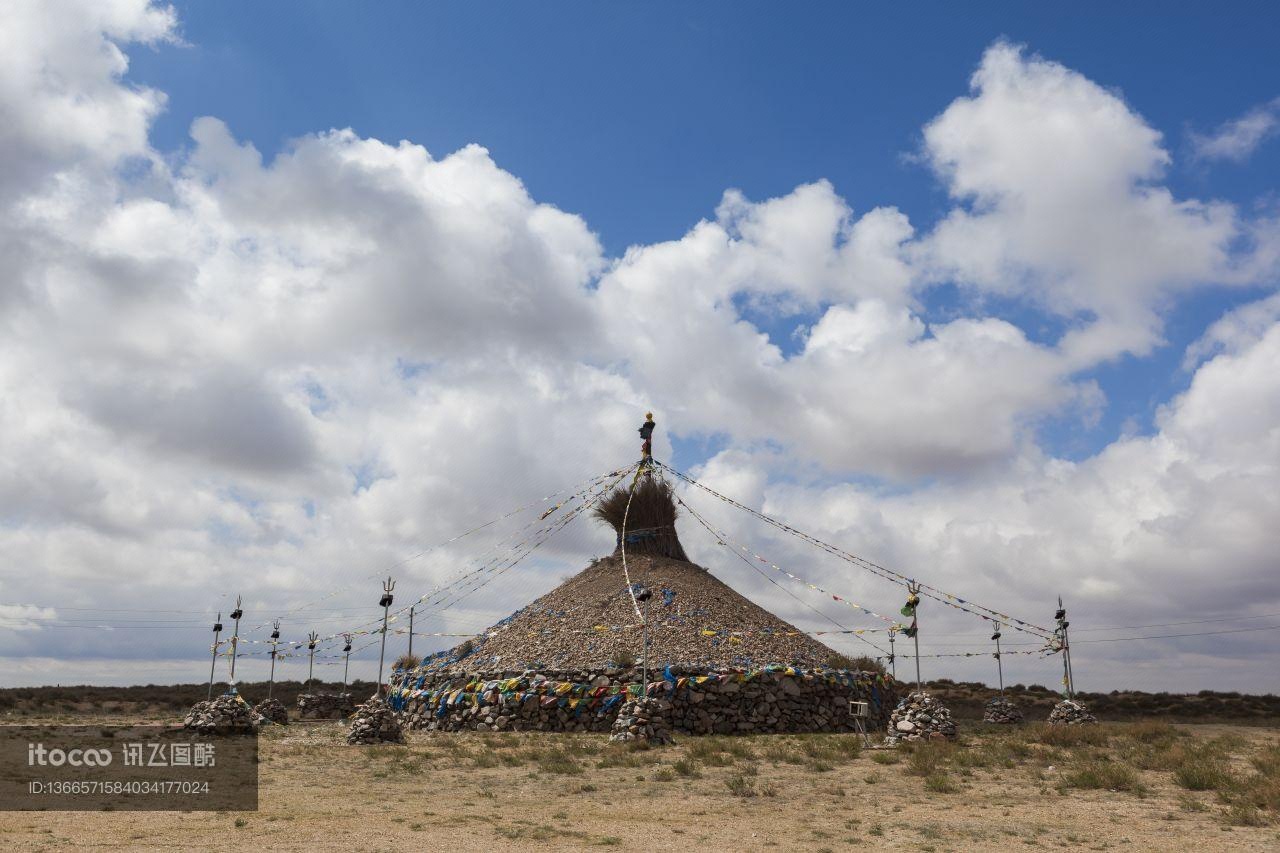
346,697,404,745
182,693,262,734
982,696,1024,724
390,666,895,735
1047,698,1098,725
609,697,674,745
297,692,354,719
253,698,289,725
884,691,958,743
429,553,854,673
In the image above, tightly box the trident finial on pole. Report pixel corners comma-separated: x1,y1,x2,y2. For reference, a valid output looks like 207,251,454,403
1055,596,1074,698
901,583,922,692
342,633,353,690
887,626,897,682
306,631,319,693
268,619,281,699
991,624,1004,697
376,576,396,698
228,595,244,684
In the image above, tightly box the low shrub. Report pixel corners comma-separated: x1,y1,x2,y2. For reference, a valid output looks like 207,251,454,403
1174,756,1231,792
1061,759,1144,792
907,741,956,777
924,772,958,793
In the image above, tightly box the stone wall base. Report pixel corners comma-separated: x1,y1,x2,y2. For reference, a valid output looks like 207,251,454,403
388,667,895,736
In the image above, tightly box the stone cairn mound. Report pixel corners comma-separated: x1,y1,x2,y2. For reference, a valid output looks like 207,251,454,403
297,692,354,719
183,693,262,735
253,698,289,725
982,696,1025,724
884,691,958,743
346,697,404,745
388,481,897,738
609,696,675,745
1047,698,1097,725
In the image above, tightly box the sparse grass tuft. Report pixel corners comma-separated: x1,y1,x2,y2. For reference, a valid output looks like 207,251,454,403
1060,759,1144,793
1174,755,1231,792
924,772,958,793
1035,724,1110,748
725,774,756,797
536,747,583,776
906,741,956,777
673,757,701,777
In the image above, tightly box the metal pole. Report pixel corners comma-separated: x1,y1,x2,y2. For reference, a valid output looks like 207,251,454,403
913,629,921,693
642,620,649,699
408,605,415,659
342,634,352,690
888,628,896,681
992,626,1004,696
268,620,280,700
228,596,243,683
1059,604,1070,696
208,612,223,700
636,586,653,701
376,577,395,698
1056,596,1073,699
307,631,319,692
908,583,922,692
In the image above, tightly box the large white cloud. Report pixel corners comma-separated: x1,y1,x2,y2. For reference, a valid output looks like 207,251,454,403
0,4,1276,692
920,43,1261,366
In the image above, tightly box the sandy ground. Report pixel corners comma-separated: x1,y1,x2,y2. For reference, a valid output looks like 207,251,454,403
1,719,1277,852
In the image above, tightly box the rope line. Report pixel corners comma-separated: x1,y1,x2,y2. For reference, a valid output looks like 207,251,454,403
659,461,1053,640
678,496,888,656
619,466,645,621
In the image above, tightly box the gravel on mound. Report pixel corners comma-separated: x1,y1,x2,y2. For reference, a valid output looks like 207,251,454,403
428,553,848,672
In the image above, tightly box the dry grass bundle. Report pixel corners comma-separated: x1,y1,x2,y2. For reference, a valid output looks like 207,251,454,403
592,476,689,561
393,653,422,671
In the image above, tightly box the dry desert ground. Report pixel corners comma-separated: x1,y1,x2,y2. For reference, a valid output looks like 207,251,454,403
2,717,1278,852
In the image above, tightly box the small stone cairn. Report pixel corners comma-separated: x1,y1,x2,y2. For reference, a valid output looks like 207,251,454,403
982,696,1024,724
253,698,289,725
183,693,262,735
1047,698,1097,725
346,697,404,745
609,696,674,745
884,691,957,743
297,692,355,719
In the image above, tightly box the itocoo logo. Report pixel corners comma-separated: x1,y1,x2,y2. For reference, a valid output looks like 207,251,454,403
27,743,113,767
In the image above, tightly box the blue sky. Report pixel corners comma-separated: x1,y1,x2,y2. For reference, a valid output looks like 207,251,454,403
128,1,1280,462
133,1,1279,252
